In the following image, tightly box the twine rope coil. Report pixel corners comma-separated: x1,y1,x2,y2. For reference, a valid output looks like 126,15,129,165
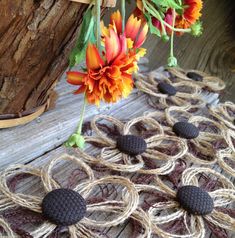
167,68,226,92
80,114,188,175
135,68,205,108
0,154,141,238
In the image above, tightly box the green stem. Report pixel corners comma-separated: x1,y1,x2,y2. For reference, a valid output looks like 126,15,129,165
77,96,87,135
96,0,101,51
170,9,176,58
121,0,125,33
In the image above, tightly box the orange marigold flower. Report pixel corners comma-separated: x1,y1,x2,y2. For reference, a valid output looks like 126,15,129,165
175,0,203,29
67,34,138,105
102,10,148,49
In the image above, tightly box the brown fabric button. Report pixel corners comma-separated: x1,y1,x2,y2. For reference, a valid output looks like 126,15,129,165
42,189,87,226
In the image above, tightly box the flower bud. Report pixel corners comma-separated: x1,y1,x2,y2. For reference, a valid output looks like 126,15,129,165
167,56,178,67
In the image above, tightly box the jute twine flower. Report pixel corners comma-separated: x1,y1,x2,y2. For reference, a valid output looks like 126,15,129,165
146,106,228,165
77,114,188,175
135,69,205,109
135,167,235,238
0,154,141,238
167,67,226,92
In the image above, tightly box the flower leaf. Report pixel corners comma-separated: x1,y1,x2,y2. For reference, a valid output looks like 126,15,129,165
69,8,95,68
151,0,182,10
144,12,161,37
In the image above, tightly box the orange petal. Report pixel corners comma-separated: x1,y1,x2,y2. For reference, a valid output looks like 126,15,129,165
134,23,148,48
136,0,143,11
125,15,141,42
86,43,104,70
74,85,86,95
67,71,86,85
110,10,122,35
105,29,121,63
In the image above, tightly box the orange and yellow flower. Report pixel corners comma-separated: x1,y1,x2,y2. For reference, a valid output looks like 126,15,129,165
175,0,203,29
102,10,148,50
67,13,148,106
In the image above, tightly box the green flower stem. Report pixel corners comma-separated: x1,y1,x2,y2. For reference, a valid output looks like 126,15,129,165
167,9,177,67
121,0,125,33
170,9,176,58
96,0,101,52
77,96,87,135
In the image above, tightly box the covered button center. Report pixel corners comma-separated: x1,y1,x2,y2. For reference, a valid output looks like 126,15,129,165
176,185,214,215
186,72,203,82
173,121,199,139
157,82,177,96
42,188,87,226
116,135,147,156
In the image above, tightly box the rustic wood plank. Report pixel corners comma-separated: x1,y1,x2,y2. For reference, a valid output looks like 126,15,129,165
0,63,150,167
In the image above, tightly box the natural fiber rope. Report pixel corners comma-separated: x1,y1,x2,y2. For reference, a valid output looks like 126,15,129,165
138,167,235,237
208,101,235,130
216,148,235,177
81,114,188,174
0,153,142,238
0,216,17,237
167,68,226,92
135,70,205,108
146,108,226,165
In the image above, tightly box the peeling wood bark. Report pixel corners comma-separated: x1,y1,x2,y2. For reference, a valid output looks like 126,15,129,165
0,0,89,114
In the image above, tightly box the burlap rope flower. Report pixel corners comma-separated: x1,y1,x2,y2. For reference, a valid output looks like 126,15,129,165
135,69,205,109
146,105,229,165
77,114,188,175
0,154,141,238
167,68,226,92
135,167,235,238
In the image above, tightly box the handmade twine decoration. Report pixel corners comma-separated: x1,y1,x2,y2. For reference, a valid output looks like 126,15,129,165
208,101,235,130
216,148,235,177
135,167,235,238
167,67,226,92
146,105,229,165
135,70,205,109
77,114,188,175
0,154,142,238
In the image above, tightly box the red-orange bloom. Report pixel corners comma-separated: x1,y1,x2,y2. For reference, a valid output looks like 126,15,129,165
103,10,148,49
175,0,203,29
67,11,148,105
67,33,137,105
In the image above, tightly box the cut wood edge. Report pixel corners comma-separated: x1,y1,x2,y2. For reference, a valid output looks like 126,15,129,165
70,0,116,7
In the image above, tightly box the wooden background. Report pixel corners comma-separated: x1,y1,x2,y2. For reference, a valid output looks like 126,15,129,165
105,0,235,101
